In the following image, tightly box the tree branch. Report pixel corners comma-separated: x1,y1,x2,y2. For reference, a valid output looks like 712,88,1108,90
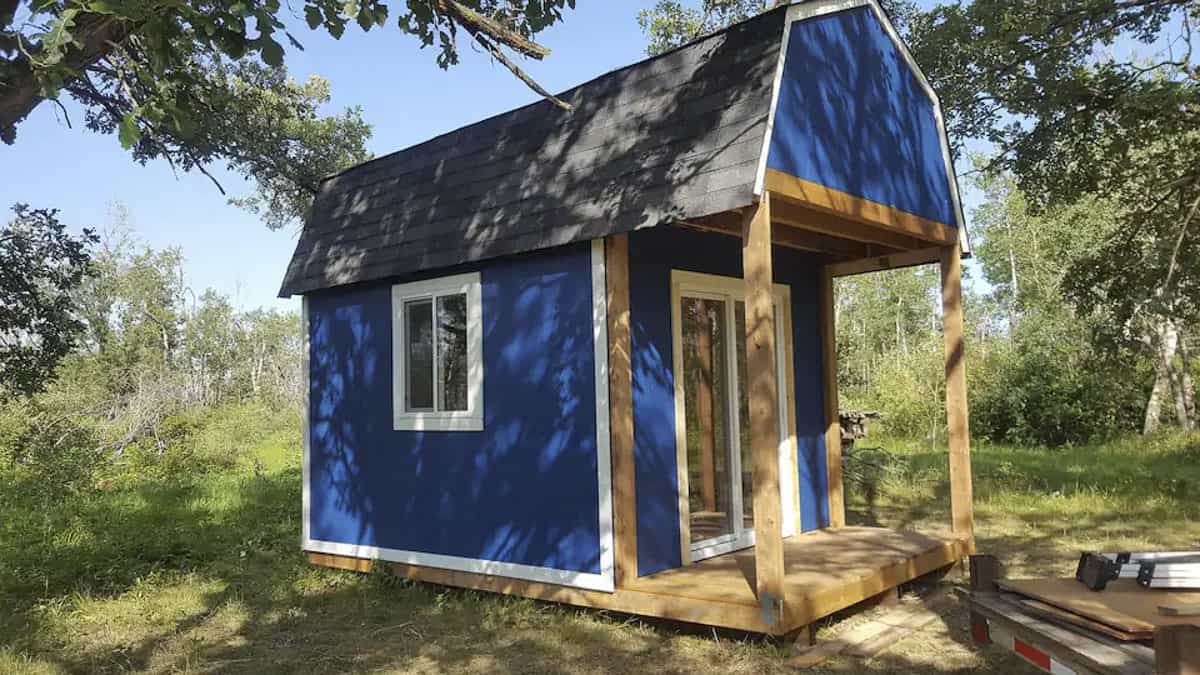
1,12,131,143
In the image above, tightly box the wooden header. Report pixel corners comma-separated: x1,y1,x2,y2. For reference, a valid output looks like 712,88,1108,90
765,169,958,247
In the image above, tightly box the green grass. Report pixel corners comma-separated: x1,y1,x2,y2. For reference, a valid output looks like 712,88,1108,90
0,411,1197,674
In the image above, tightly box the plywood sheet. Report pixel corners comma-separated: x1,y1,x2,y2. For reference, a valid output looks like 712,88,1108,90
998,578,1200,635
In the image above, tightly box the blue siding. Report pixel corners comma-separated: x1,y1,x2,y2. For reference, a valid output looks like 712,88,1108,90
766,7,956,227
307,242,603,574
629,226,830,576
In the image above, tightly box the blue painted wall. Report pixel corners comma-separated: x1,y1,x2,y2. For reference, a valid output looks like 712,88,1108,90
628,226,830,576
307,242,604,574
767,7,956,227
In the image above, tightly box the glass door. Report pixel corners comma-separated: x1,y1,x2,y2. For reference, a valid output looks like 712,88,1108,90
675,272,792,562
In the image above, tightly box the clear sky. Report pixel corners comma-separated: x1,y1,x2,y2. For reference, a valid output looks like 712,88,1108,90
0,1,975,312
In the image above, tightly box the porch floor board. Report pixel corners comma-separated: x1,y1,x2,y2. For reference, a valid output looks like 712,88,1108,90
625,526,968,634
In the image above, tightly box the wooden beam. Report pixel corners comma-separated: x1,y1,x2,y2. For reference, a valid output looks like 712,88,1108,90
676,214,873,260
308,552,777,634
940,242,974,546
770,195,929,251
827,247,944,278
742,194,786,626
606,234,638,587
819,268,845,528
764,169,958,246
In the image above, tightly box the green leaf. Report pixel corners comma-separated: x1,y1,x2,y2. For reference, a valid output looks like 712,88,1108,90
118,114,140,149
304,5,322,29
259,36,284,67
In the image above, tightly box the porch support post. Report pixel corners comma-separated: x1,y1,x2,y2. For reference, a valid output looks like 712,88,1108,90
940,241,975,547
606,234,639,588
742,194,786,626
819,266,845,528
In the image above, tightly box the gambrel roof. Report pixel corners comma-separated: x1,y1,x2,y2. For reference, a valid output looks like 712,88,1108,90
280,0,964,297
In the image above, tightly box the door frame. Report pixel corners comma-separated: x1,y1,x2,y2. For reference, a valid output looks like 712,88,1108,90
670,270,799,565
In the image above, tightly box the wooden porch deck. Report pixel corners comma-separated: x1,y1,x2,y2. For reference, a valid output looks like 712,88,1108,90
625,526,968,634
310,525,968,637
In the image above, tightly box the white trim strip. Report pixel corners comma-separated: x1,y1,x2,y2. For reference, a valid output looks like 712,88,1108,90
305,538,615,592
590,239,617,591
301,295,311,548
753,0,969,250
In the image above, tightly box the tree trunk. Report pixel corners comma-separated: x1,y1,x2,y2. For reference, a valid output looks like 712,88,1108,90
1003,215,1020,331
1144,366,1167,434
1179,334,1196,430
1,14,131,142
1162,320,1189,430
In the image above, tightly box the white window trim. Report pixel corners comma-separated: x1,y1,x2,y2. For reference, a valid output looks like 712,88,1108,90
391,272,484,432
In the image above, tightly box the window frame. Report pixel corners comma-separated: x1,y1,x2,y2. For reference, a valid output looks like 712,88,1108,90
391,272,484,431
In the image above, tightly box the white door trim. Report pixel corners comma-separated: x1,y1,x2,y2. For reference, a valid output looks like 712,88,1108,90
670,270,797,565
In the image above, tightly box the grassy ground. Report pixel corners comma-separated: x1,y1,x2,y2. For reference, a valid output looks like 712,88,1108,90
1,412,1197,674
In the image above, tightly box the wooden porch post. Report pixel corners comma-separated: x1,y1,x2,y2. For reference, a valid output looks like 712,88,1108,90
819,267,845,528
606,234,639,587
940,241,975,546
742,194,786,625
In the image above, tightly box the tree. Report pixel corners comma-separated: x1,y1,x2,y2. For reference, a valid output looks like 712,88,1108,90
2,1,578,226
0,205,97,398
2,0,578,142
638,0,918,55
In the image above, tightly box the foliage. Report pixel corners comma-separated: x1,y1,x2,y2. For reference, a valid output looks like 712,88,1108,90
0,204,98,398
970,311,1148,446
910,0,1200,345
637,0,918,55
2,0,577,140
2,0,580,226
0,207,303,496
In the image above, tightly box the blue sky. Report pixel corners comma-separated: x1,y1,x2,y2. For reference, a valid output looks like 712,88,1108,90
1,1,975,312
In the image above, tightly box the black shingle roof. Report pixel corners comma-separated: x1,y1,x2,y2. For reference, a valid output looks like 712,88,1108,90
279,7,786,296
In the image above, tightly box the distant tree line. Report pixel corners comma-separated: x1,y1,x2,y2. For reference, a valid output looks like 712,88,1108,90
0,204,301,492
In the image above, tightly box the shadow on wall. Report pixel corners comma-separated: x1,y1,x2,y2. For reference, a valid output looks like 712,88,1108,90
307,244,605,574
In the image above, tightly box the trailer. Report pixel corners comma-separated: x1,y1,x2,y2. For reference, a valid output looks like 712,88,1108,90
965,555,1200,675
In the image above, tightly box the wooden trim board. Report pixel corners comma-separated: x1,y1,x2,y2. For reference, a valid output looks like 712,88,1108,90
309,527,967,637
765,169,958,246
606,234,638,588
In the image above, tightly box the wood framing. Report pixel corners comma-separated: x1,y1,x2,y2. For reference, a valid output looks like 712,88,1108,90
940,242,975,546
765,169,958,246
676,213,873,260
310,526,967,637
827,247,944,278
606,234,639,587
819,267,845,528
741,194,786,625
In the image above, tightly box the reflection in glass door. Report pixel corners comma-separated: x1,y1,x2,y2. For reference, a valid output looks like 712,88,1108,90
675,271,791,562
681,296,740,549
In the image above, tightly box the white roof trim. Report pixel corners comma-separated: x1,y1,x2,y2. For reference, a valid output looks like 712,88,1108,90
753,0,970,252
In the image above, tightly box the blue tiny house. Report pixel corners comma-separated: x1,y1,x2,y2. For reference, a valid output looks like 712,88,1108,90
282,0,975,636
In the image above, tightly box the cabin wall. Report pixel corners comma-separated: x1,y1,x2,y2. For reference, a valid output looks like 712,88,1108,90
304,241,611,589
628,226,830,577
766,5,956,227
